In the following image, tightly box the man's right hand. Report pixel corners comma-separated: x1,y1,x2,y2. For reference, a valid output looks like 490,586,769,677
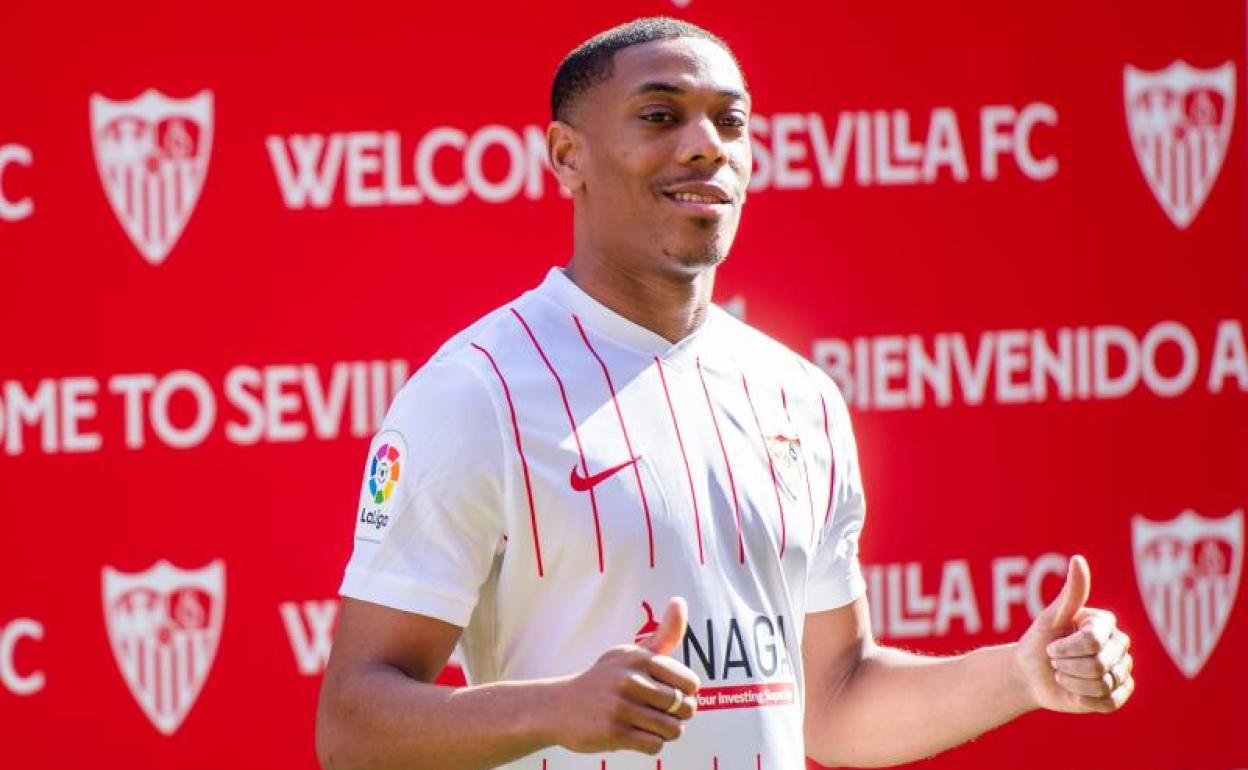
548,597,701,756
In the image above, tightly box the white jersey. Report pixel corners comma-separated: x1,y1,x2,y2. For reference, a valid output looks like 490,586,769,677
340,267,867,770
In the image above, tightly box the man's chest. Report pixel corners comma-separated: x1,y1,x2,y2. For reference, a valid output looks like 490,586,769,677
492,352,831,580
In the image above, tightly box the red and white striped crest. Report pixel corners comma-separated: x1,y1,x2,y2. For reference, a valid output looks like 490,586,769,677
102,560,225,734
1132,508,1242,679
90,89,213,265
765,434,805,502
1124,61,1235,230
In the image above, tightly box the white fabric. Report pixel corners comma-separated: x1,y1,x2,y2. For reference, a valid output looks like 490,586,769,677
341,267,867,770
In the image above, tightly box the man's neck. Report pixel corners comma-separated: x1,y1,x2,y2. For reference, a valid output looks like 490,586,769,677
564,253,716,344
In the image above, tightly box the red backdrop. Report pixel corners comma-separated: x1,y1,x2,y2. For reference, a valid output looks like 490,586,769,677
1,1,1245,768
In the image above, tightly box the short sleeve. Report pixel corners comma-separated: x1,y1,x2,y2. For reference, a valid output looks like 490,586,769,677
805,381,867,613
339,355,507,627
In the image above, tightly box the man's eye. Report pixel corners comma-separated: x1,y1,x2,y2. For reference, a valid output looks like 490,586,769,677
719,113,748,129
641,112,677,124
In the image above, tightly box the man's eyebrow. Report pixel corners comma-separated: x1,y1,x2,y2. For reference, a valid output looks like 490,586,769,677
632,81,750,102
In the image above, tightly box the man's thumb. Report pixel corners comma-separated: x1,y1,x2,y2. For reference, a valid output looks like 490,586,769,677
1047,554,1091,630
639,597,688,655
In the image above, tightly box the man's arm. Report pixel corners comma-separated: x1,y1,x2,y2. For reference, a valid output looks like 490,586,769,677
316,597,700,770
802,556,1135,768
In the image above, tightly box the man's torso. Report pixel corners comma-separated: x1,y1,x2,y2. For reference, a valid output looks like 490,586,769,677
342,268,865,770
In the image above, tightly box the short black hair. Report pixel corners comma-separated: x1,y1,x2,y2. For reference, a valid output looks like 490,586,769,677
551,17,739,123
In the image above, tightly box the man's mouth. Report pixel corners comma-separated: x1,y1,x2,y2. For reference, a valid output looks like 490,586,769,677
666,191,728,204
661,182,733,212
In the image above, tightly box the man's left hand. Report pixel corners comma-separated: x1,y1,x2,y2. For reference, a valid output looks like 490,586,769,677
1014,555,1135,714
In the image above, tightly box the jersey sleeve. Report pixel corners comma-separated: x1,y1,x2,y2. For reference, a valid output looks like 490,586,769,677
338,355,507,627
805,381,868,613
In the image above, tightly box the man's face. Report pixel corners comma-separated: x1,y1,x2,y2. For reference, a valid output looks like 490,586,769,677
567,37,752,276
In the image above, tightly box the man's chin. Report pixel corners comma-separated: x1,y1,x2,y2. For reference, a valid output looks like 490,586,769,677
662,243,730,274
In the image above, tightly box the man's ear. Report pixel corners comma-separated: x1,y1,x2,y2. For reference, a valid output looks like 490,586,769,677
547,120,585,193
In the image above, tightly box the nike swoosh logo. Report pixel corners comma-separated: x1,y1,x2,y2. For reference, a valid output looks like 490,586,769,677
570,457,641,492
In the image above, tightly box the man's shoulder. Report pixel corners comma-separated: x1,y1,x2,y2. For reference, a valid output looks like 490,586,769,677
426,304,515,368
420,281,547,371
386,293,534,426
390,275,564,419
709,305,820,376
709,305,852,411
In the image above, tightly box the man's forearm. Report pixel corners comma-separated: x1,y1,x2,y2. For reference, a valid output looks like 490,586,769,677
317,664,561,770
805,642,1036,768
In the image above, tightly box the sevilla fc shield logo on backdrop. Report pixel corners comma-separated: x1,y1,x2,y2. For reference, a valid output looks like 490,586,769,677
102,559,226,734
1132,508,1243,678
90,89,214,265
1123,61,1235,229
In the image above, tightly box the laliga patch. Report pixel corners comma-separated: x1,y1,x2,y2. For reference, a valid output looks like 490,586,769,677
355,430,407,542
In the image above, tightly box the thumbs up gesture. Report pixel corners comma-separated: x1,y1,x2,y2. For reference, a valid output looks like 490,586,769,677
551,597,701,756
1015,556,1135,714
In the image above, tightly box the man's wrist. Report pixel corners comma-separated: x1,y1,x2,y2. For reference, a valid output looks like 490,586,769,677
1000,642,1041,715
517,676,573,752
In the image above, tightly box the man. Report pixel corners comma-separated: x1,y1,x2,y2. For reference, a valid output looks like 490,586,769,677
316,17,1134,770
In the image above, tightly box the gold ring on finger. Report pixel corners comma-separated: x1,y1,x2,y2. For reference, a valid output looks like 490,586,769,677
665,687,683,715
1107,665,1122,691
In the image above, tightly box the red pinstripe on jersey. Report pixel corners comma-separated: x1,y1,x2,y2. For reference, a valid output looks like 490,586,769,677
697,358,745,563
780,387,818,546
511,307,605,573
471,342,544,577
741,373,787,559
655,357,705,565
819,392,837,527
573,315,656,568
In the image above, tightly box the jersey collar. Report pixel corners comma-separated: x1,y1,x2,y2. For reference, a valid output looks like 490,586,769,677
534,267,721,367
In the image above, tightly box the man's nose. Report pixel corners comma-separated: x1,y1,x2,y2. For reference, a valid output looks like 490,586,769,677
676,115,728,168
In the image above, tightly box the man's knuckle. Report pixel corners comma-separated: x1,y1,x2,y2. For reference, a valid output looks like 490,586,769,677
610,700,631,722
632,732,661,754
611,675,632,697
1081,695,1109,714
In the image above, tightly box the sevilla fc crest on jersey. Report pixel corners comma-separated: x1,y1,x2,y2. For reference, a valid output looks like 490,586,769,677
102,559,226,734
1124,61,1235,229
765,434,806,502
90,89,214,265
1132,508,1242,678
